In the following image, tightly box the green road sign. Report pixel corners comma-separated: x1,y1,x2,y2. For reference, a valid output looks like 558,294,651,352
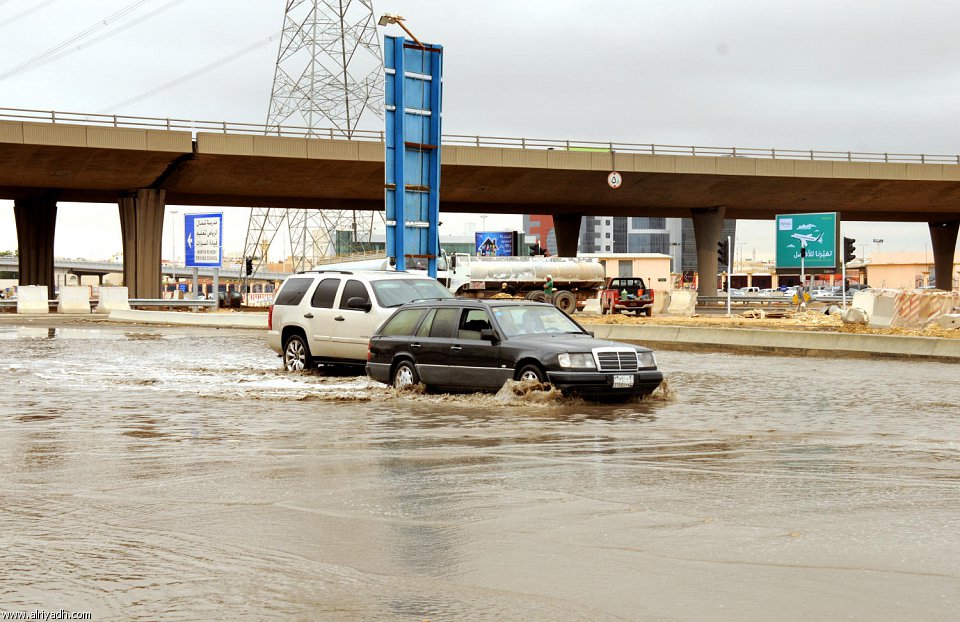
775,212,838,271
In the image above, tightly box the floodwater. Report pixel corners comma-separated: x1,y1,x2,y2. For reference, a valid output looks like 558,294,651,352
1,322,958,621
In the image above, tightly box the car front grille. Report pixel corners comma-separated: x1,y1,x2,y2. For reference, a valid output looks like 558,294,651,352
593,348,639,372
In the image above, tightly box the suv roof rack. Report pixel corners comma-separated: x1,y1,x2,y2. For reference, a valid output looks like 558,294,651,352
300,269,354,275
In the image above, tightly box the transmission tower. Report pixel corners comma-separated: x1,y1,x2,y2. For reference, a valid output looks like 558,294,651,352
243,0,384,279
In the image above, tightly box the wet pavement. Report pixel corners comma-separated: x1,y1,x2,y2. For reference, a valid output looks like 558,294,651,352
1,322,958,621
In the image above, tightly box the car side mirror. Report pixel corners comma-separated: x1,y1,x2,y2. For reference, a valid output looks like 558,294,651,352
346,296,372,312
586,331,594,337
479,328,498,342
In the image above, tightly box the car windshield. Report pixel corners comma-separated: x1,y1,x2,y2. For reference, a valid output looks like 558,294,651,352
491,304,585,337
370,278,453,308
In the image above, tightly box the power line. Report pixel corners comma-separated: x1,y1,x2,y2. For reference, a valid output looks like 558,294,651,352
101,33,281,113
0,0,187,80
0,0,156,81
0,0,61,28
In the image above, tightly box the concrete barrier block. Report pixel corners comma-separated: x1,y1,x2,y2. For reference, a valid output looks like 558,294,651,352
666,290,697,316
935,314,960,330
651,290,670,315
57,286,91,314
841,307,869,324
851,289,898,328
79,275,100,287
96,287,130,314
16,285,49,314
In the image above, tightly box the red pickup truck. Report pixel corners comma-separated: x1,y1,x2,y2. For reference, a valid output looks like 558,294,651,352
600,277,654,316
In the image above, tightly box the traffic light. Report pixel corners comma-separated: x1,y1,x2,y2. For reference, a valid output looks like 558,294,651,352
245,257,253,276
843,237,856,264
717,239,729,266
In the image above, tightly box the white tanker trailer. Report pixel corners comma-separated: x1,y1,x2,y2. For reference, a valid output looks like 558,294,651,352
447,253,606,314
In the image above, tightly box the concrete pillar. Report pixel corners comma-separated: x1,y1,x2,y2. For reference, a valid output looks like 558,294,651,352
119,189,166,299
929,220,959,291
691,206,726,297
14,194,58,298
553,213,582,257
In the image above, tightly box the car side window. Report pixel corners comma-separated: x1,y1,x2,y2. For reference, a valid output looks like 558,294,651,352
379,309,427,337
310,278,340,309
416,309,437,337
339,279,370,310
275,277,314,306
457,309,492,341
429,308,459,338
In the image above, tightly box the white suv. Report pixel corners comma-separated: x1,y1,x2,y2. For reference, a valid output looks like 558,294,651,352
268,270,453,371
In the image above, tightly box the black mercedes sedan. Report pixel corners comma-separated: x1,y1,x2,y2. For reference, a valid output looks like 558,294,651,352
366,299,663,400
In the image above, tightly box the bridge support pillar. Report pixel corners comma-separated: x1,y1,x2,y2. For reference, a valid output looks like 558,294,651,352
119,189,166,299
553,213,582,257
929,219,959,291
14,194,58,299
692,206,726,297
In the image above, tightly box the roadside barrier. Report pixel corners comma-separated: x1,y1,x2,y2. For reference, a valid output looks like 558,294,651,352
666,290,697,316
857,289,898,328
57,286,91,314
893,291,960,328
16,285,49,314
243,292,274,307
95,287,131,314
651,290,670,315
935,314,960,329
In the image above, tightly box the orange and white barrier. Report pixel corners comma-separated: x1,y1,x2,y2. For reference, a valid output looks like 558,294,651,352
892,291,960,328
243,292,274,307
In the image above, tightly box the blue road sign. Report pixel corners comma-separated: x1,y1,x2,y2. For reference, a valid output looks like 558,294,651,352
184,213,223,268
384,35,443,277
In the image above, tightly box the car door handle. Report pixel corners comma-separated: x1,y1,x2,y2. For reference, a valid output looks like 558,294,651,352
411,343,421,348
303,313,314,319
334,316,345,321
450,345,462,351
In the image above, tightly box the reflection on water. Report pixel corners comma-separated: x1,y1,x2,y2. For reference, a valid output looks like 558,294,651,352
0,323,958,621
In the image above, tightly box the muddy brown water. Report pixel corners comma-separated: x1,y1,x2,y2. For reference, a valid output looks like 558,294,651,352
1,323,958,621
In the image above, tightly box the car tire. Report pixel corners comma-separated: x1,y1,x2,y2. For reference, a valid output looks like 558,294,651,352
600,299,609,315
516,363,546,383
526,290,547,302
552,290,576,314
643,307,652,317
392,360,420,389
283,333,312,372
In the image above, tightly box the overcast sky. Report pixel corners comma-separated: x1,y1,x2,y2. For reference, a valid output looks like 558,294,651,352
2,0,958,261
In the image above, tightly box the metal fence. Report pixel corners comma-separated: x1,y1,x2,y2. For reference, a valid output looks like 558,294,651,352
3,106,960,165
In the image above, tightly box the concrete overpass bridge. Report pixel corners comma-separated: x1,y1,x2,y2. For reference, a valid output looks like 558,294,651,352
2,107,958,296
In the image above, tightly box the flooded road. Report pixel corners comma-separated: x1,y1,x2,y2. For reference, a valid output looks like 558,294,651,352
1,322,958,621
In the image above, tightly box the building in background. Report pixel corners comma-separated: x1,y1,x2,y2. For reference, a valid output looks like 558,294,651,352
524,214,736,276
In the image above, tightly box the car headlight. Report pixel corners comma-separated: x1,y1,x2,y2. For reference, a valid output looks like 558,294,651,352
637,351,657,368
558,353,596,369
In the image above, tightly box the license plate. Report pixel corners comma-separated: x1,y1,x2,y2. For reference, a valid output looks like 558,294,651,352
613,374,634,388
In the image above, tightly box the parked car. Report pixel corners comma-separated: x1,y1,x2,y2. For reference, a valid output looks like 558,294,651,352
268,270,454,371
366,298,664,400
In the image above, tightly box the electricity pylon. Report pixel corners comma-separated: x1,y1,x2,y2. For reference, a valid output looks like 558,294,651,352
242,0,384,279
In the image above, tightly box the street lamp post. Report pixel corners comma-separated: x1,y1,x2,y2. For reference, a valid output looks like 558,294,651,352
170,209,178,291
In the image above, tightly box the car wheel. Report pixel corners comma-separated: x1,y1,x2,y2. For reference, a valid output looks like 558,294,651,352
516,363,546,383
392,360,420,389
526,290,547,302
552,290,576,314
283,333,312,372
600,299,609,315
643,307,652,317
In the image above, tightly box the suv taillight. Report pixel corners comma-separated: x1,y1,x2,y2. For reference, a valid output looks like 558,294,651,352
268,305,274,330
367,341,372,361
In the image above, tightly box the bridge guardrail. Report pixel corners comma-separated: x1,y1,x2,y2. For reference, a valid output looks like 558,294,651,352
2,106,959,165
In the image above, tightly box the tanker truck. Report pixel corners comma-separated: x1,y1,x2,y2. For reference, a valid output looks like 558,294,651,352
447,253,606,314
